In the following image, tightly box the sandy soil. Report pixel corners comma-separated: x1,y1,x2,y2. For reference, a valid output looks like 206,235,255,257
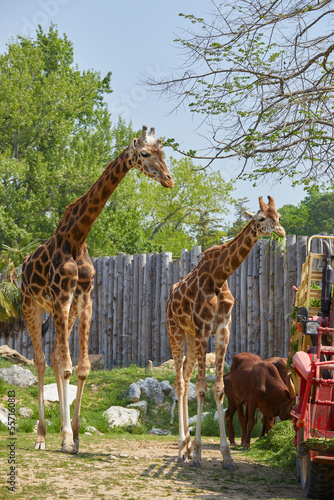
4,434,305,500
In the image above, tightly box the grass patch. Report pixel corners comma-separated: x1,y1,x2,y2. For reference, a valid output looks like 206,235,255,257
244,420,296,469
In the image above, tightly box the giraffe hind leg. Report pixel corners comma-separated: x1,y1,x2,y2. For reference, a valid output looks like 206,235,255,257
167,315,189,462
182,333,197,460
22,293,46,450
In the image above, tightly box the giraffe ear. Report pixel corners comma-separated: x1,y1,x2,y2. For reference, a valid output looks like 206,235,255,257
242,210,256,220
130,138,138,151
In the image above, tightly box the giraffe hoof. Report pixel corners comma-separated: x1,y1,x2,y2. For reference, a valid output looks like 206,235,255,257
61,444,78,454
223,461,236,471
189,459,202,468
34,441,46,450
178,455,188,463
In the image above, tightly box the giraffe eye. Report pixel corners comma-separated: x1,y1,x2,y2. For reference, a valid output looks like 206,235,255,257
259,217,265,222
141,151,150,158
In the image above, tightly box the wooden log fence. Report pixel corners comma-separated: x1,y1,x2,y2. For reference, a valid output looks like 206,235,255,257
0,235,330,369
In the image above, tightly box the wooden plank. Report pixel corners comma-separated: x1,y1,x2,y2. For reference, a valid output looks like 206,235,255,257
100,256,108,367
180,249,190,278
131,254,140,366
116,253,125,367
226,271,236,363
235,264,241,354
259,240,270,359
160,252,172,362
142,254,155,366
297,236,308,287
274,240,285,356
252,241,261,356
122,254,133,367
246,251,254,354
239,258,247,353
90,258,99,355
137,254,147,367
268,241,275,358
152,253,161,364
106,257,114,369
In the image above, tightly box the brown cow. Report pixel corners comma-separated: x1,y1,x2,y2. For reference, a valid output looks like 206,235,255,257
224,353,261,445
230,352,295,449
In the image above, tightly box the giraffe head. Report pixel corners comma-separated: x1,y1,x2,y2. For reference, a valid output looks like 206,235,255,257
128,126,174,188
242,196,285,238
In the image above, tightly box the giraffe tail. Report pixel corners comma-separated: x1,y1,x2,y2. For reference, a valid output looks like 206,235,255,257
42,314,51,336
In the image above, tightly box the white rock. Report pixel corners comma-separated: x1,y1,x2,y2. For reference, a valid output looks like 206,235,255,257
0,365,37,388
122,382,141,403
103,406,140,428
0,406,9,426
19,407,33,418
86,425,98,433
188,412,211,426
43,383,77,405
171,382,197,402
160,380,172,395
139,378,164,403
127,401,147,414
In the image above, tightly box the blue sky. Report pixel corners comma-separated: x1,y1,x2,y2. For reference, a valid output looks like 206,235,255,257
1,0,306,221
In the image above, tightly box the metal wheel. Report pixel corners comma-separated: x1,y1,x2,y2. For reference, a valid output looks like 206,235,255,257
300,452,334,499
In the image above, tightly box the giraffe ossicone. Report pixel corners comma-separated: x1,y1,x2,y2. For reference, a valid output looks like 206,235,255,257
167,195,285,469
21,126,173,454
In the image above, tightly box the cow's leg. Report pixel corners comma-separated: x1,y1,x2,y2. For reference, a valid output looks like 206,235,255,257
237,401,248,448
243,402,256,450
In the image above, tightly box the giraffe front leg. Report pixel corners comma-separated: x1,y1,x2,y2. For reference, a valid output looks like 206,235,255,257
34,353,47,450
214,285,236,469
190,335,209,468
214,341,236,470
71,293,92,451
51,301,77,454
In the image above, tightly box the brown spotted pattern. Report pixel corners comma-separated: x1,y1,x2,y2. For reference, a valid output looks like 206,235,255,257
167,196,285,469
21,126,173,454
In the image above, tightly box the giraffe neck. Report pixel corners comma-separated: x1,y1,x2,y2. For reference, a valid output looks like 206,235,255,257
55,148,131,249
208,221,259,287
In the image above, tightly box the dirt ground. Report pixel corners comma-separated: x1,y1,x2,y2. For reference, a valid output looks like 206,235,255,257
0,433,305,500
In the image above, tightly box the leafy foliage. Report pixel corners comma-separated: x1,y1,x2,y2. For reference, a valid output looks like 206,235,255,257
0,26,235,259
279,187,334,236
0,25,113,249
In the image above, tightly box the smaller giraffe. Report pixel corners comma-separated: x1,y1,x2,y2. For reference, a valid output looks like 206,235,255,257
167,196,285,468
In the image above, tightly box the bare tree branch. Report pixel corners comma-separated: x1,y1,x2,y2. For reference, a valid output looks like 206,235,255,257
147,0,334,187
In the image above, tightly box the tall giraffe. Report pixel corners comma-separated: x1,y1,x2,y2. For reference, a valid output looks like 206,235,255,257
167,196,285,468
21,126,173,454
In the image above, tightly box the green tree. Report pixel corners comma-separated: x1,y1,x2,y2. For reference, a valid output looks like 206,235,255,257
139,157,235,257
226,197,250,238
279,187,334,236
0,27,235,260
150,0,334,189
0,25,113,248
